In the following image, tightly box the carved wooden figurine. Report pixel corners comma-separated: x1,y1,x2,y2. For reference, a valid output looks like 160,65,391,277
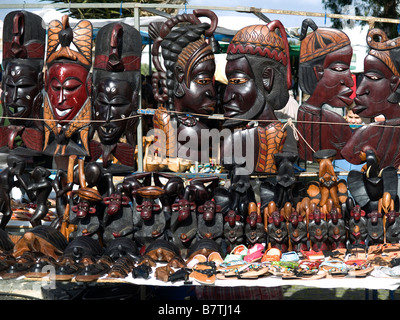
307,149,348,214
27,166,53,227
0,10,46,154
260,152,304,210
327,204,347,249
102,192,134,246
246,202,267,247
0,155,28,229
297,18,353,162
132,186,166,250
346,149,399,214
223,209,244,253
307,207,329,252
196,200,223,245
348,204,368,247
68,187,103,242
385,210,400,243
287,199,310,252
366,210,385,245
169,198,198,258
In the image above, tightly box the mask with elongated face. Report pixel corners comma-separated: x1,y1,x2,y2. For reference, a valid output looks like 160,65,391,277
0,11,46,154
2,10,45,124
43,15,93,157
90,22,141,168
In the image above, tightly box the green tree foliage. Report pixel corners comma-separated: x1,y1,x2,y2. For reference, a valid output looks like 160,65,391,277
322,0,399,38
40,0,187,20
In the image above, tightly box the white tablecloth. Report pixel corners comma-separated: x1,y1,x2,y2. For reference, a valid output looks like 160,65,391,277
96,265,400,291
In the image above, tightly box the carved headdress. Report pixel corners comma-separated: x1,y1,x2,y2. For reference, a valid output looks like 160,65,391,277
366,28,400,77
2,10,45,70
149,9,218,109
227,21,292,90
46,15,93,70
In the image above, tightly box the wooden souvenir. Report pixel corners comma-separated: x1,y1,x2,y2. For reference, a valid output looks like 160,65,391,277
341,28,400,169
385,210,400,243
307,207,329,252
169,198,198,258
0,10,46,154
43,15,93,158
13,225,68,260
90,22,141,169
346,149,399,213
102,192,134,246
260,152,305,210
0,155,29,229
366,210,385,245
148,9,218,168
245,202,267,247
153,172,185,218
223,209,244,253
306,149,348,213
197,200,224,245
132,186,167,250
327,204,346,249
221,20,292,174
348,204,368,246
213,169,256,220
297,18,354,162
287,200,309,252
68,187,103,242
27,166,53,227
265,201,291,252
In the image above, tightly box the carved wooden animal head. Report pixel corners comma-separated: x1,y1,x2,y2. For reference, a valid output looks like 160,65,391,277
171,199,196,222
224,209,241,228
267,210,284,227
386,210,400,225
350,204,365,221
197,200,221,222
72,200,96,218
367,210,382,225
136,200,161,220
103,193,130,216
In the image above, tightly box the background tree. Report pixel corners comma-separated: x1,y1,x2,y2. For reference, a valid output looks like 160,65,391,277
40,0,187,20
322,0,399,38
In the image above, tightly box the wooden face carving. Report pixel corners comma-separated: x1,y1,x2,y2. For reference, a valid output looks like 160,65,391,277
2,62,42,123
173,58,216,114
312,45,354,108
46,62,90,124
93,78,136,145
353,54,400,119
223,56,258,118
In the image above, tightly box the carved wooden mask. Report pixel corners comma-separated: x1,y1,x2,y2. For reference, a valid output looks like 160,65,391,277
92,22,141,146
2,10,45,126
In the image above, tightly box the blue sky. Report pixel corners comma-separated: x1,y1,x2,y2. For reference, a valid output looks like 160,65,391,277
0,0,328,28
185,0,327,27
